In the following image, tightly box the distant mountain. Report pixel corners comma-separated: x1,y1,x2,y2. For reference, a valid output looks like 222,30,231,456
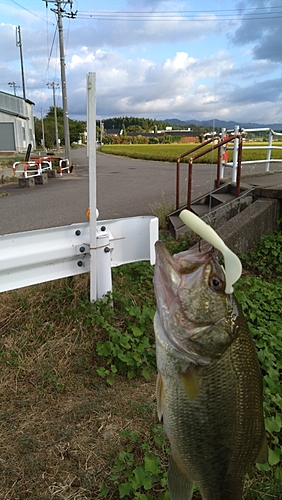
163,118,282,130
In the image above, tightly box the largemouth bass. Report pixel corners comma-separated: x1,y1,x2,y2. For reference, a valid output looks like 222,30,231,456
154,238,267,500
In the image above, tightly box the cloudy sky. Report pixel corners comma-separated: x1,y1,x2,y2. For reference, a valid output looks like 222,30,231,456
0,0,282,124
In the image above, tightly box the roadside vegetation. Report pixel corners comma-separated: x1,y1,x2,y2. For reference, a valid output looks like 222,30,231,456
0,230,281,499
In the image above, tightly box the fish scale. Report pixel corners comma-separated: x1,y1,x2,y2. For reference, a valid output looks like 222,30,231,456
154,241,267,500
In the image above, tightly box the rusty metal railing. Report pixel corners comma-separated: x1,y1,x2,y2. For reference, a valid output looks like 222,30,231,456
175,135,243,211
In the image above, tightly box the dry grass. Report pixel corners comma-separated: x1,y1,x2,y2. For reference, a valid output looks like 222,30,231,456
0,277,161,499
0,377,156,499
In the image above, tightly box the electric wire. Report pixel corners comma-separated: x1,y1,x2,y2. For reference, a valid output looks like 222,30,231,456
7,0,282,22
36,22,58,114
74,4,282,22
8,0,55,25
6,0,281,123
75,14,282,22
79,6,282,14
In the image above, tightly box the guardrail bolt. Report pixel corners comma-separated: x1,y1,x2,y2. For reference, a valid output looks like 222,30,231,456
80,246,85,253
77,260,83,267
101,226,106,232
104,247,110,253
75,230,81,236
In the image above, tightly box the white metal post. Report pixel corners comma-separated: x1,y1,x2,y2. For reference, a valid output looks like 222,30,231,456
220,127,226,178
87,73,97,302
266,129,273,172
232,125,239,183
96,230,112,298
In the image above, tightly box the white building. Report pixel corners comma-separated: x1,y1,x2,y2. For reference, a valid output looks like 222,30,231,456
0,91,36,153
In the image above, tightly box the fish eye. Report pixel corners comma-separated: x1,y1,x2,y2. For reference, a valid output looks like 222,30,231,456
210,276,223,291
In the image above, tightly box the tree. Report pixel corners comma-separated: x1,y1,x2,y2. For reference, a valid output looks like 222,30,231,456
127,125,144,133
34,107,86,149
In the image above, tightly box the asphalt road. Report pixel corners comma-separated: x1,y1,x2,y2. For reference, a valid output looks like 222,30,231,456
0,147,218,235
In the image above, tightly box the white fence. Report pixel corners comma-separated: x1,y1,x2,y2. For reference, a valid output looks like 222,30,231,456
221,125,282,182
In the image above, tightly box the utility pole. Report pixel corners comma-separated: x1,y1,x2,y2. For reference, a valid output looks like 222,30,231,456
16,26,26,100
100,120,104,144
47,82,60,151
41,108,46,151
8,81,20,96
44,0,77,163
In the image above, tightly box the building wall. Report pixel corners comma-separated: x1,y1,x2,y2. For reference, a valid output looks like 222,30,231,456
179,137,200,143
0,91,35,153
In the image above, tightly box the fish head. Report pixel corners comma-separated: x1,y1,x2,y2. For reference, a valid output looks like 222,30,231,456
154,241,240,365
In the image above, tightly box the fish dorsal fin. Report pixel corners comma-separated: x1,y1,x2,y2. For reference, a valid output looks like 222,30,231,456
156,372,164,421
179,366,200,401
256,432,268,464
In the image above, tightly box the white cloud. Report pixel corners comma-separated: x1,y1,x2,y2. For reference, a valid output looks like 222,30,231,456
232,0,282,63
0,0,281,124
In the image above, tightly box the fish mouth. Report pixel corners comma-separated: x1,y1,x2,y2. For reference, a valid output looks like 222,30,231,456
154,241,231,364
155,240,214,272
154,241,215,304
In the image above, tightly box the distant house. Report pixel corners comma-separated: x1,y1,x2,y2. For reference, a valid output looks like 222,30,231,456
105,128,123,137
0,91,36,154
126,130,200,142
163,130,200,142
204,131,218,140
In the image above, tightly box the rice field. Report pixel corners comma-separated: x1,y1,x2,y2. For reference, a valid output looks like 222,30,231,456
99,142,282,164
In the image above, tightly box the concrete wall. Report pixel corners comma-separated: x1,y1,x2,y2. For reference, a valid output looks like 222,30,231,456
216,198,280,254
202,192,254,232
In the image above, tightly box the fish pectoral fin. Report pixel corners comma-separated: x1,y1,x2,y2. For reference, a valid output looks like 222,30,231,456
156,372,164,421
256,432,268,464
179,366,200,400
168,453,194,500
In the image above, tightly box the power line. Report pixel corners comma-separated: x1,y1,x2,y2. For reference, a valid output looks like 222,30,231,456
9,0,55,25
76,12,282,20
75,6,282,22
79,6,282,14
7,0,282,23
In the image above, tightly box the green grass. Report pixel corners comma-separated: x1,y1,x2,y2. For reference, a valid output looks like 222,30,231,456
0,154,25,172
0,232,281,498
99,142,282,164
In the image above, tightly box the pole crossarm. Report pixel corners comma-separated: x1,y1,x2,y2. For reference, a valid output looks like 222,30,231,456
44,0,77,18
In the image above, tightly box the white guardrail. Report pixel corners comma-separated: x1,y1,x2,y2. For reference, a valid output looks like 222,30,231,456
0,216,158,298
0,73,159,301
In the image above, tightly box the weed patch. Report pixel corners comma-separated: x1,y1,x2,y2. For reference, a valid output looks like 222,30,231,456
235,276,282,467
239,230,282,278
